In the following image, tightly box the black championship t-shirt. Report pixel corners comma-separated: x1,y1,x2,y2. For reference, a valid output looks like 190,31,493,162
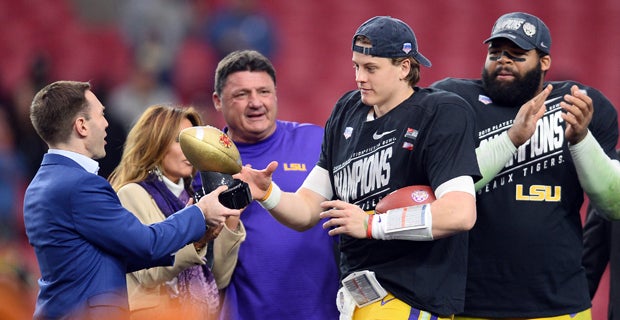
433,78,619,318
317,87,481,315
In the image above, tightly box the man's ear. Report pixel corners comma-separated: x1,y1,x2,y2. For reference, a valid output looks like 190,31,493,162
213,92,222,112
74,116,88,137
541,55,551,72
400,58,411,79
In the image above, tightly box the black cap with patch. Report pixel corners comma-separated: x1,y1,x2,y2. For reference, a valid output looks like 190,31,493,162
352,16,432,67
484,12,551,54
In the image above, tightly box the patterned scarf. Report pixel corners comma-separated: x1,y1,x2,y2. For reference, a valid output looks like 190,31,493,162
138,173,220,318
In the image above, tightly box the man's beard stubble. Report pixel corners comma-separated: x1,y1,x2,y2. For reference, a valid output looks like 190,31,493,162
481,62,543,107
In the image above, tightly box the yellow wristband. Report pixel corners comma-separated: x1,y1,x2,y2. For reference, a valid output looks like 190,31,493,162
260,182,274,202
258,181,282,210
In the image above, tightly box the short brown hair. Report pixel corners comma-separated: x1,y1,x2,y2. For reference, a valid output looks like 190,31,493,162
30,81,91,145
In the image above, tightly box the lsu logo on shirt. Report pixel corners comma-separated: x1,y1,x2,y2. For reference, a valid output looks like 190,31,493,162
283,163,307,171
515,184,561,202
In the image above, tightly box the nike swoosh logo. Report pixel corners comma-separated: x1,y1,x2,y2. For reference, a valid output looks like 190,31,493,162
380,297,396,306
373,130,396,140
544,96,563,105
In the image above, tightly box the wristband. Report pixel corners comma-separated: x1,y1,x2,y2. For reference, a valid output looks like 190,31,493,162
258,181,282,210
260,182,274,201
372,204,434,241
366,213,374,239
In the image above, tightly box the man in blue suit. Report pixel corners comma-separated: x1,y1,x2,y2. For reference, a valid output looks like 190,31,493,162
23,80,242,320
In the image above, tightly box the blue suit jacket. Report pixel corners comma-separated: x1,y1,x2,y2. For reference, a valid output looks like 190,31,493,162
24,153,206,319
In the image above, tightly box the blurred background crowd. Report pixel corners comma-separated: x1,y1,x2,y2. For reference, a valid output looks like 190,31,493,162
0,0,618,318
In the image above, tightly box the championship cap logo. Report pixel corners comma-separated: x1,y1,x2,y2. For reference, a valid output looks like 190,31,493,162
402,43,412,54
522,22,536,37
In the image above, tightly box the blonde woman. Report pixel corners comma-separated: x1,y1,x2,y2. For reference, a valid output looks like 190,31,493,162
109,105,245,319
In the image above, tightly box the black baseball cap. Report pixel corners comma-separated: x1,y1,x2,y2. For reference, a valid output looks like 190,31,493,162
352,16,432,67
484,12,551,54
